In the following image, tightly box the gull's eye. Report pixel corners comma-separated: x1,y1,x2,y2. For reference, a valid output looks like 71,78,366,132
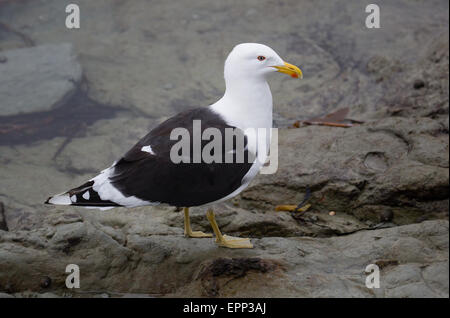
257,56,266,61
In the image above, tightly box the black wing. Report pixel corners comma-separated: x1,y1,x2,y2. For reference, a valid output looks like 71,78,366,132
109,107,254,207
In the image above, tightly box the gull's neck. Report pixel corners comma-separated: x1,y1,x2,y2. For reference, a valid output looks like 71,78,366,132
211,77,273,130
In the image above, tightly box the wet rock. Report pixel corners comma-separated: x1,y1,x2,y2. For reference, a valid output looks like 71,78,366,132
1,0,444,122
413,79,426,90
40,276,52,289
379,209,394,223
0,214,447,297
175,220,449,297
380,32,449,119
0,43,82,116
196,257,281,297
366,55,403,83
237,116,449,226
50,222,87,254
167,203,368,239
364,152,389,172
0,202,7,231
53,116,156,174
126,235,172,264
0,202,49,232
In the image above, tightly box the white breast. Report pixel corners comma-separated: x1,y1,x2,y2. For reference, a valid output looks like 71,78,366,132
207,79,274,205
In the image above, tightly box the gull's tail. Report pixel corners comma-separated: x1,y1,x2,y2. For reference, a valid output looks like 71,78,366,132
45,180,121,209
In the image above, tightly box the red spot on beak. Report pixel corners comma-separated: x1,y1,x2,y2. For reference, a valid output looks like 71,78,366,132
291,73,298,78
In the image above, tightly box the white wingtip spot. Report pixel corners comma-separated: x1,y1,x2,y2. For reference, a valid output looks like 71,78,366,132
70,195,77,203
47,193,72,205
82,191,90,200
141,145,155,155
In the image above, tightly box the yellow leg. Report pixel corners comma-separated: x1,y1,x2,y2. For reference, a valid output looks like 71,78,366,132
206,208,253,249
184,207,212,238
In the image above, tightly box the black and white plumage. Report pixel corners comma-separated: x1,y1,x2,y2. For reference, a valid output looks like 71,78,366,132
46,43,302,211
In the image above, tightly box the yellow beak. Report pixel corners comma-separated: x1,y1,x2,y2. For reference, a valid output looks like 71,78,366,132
273,62,303,79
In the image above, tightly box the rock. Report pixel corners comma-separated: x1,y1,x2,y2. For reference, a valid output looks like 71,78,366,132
379,32,449,119
194,257,281,297
53,116,156,174
40,276,52,289
0,43,82,116
1,0,445,121
0,202,7,231
413,79,426,90
237,116,449,227
0,211,447,297
0,199,52,232
366,55,403,83
11,291,60,298
50,222,87,253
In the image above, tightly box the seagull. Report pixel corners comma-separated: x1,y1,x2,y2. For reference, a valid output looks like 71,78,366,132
46,43,303,248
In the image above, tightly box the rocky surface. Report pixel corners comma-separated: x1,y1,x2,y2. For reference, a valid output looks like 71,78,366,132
0,0,448,298
0,43,82,116
0,208,448,297
238,116,449,229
